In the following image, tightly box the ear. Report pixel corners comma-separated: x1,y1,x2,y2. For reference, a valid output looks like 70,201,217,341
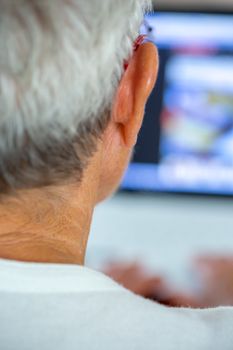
112,42,159,148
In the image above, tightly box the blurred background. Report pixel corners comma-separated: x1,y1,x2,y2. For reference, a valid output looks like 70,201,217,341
86,0,233,307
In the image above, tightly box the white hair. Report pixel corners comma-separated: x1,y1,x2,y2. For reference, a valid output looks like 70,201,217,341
0,0,151,192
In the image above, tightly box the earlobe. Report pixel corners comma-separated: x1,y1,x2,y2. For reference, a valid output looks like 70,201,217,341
112,42,159,148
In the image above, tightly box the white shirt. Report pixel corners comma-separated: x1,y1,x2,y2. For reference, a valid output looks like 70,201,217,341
0,258,233,350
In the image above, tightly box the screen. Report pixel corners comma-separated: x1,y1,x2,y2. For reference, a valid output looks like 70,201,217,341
121,11,233,195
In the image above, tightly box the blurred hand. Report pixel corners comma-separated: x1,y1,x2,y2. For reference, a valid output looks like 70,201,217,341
103,261,198,308
103,256,233,308
103,262,165,297
194,256,233,307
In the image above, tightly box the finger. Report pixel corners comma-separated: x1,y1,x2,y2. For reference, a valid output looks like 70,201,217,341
195,256,233,267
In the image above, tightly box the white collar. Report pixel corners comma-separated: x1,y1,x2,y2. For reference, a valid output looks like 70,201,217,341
0,258,122,294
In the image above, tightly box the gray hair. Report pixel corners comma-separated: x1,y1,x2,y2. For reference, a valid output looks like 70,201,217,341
0,0,151,193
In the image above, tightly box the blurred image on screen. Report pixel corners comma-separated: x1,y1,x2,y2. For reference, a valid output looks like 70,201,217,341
122,12,233,195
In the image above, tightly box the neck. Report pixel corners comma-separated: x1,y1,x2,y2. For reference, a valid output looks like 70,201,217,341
0,180,97,265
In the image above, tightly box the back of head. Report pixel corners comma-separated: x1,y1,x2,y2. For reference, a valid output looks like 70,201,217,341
0,0,150,194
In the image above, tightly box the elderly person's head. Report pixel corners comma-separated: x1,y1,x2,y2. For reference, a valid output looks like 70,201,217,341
0,0,158,264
